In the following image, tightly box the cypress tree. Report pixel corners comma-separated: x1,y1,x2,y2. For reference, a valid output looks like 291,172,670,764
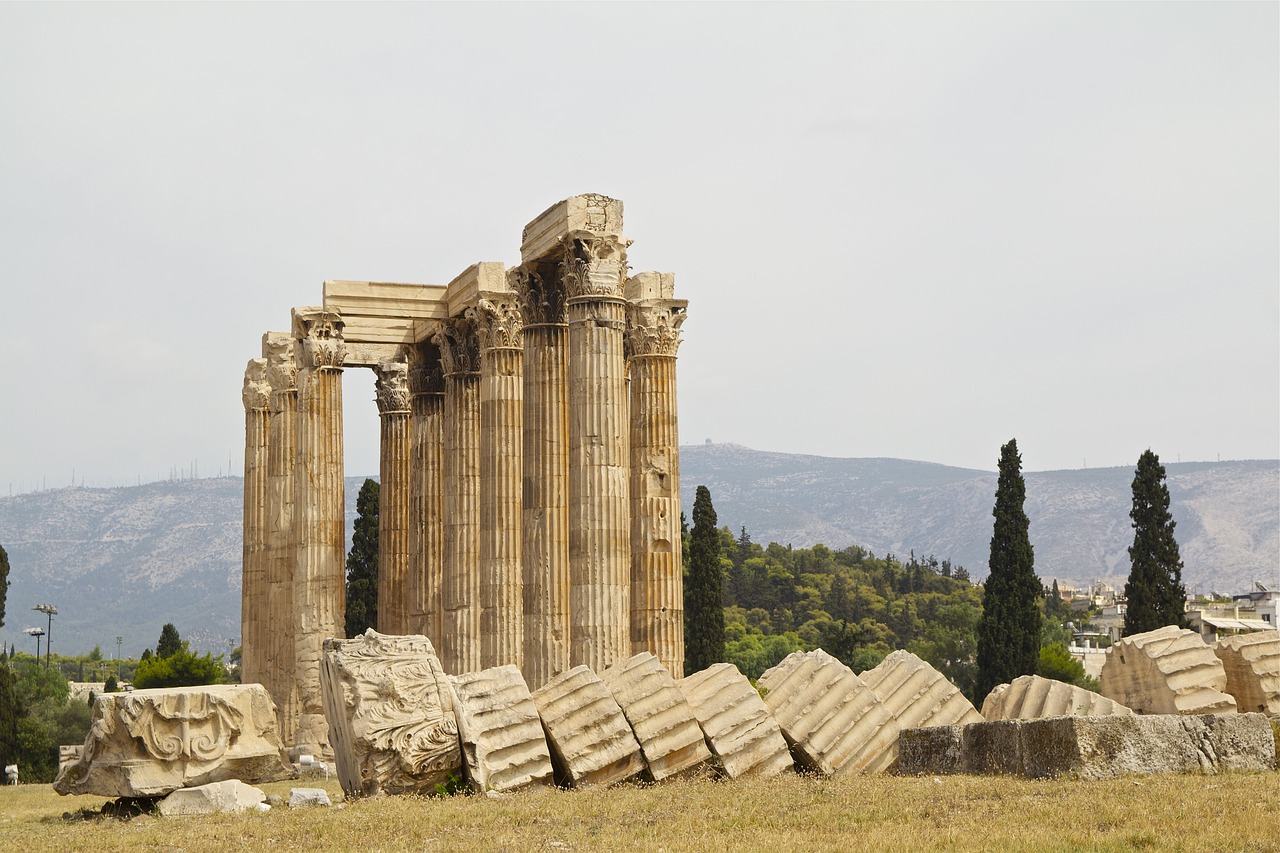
345,478,380,637
1122,450,1187,636
975,439,1041,702
684,485,725,675
156,623,182,659
0,661,15,773
0,542,9,629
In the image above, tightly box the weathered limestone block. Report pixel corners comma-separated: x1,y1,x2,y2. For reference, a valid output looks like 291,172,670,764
53,684,293,798
319,631,462,798
600,653,711,780
982,674,1135,720
1213,631,1280,714
757,649,899,776
157,779,267,816
898,713,1277,779
678,663,793,779
451,665,553,793
530,665,644,788
860,650,983,744
1100,626,1237,715
289,787,332,807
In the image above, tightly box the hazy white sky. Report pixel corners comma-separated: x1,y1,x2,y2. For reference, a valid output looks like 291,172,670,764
2,2,1276,491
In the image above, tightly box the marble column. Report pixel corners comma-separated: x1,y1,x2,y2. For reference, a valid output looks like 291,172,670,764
564,236,632,671
375,359,411,635
625,273,688,677
262,332,298,746
434,318,481,675
292,307,346,755
470,297,524,670
513,266,570,687
240,358,270,690
408,342,445,646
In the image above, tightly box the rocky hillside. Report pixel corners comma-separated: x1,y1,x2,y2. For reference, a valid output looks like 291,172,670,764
1,447,1275,656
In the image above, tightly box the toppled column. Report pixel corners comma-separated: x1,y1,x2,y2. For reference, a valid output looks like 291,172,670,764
678,662,793,779
600,653,711,780
564,231,632,670
319,631,462,798
435,318,482,675
292,307,347,755
757,649,899,775
513,263,570,689
470,291,524,670
1213,631,1280,714
375,359,411,635
241,358,270,690
530,664,644,788
624,273,688,677
1100,626,1237,715
263,332,298,745
982,674,1135,720
407,342,445,644
859,650,983,769
53,684,293,798
451,665,553,793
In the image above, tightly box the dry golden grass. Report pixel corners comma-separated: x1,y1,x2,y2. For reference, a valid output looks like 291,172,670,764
2,771,1277,853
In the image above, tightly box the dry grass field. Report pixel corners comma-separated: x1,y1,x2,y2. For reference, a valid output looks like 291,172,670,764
1,771,1277,853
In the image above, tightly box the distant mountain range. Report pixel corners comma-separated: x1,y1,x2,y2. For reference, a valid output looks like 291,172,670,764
1,444,1275,657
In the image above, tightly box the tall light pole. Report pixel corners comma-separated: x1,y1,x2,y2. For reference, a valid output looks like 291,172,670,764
24,626,44,661
33,604,57,669
116,635,123,677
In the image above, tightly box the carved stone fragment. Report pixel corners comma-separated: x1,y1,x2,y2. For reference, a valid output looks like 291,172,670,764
982,674,1135,720
53,685,293,798
860,650,983,746
898,713,1277,779
319,631,462,798
451,665,553,793
1100,626,1237,715
530,664,644,788
757,649,899,775
600,653,711,780
678,662,793,779
1213,631,1280,714
157,779,268,816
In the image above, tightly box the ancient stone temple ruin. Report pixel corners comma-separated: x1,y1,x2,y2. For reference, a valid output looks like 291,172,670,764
240,195,687,751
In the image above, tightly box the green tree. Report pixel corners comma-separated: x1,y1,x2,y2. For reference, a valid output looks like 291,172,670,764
0,542,9,629
684,485,725,675
133,642,226,689
345,478,380,637
975,439,1041,702
1122,450,1187,636
0,661,17,773
103,674,119,693
156,623,182,659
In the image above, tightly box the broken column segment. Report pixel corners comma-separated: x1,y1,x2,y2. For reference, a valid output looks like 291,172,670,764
451,664,553,793
982,674,1134,720
1213,631,1280,714
1100,626,1237,715
678,662,793,779
599,653,711,780
530,664,644,788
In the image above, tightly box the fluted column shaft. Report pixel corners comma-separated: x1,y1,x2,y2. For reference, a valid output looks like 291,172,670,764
473,298,524,670
292,308,345,755
375,360,411,635
408,346,445,646
263,333,298,746
519,321,570,687
437,320,481,674
565,237,632,670
241,358,270,690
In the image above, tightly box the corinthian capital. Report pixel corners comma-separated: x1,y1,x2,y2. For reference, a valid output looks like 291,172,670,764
626,303,687,358
467,298,523,350
262,333,297,392
242,358,270,411
511,265,565,326
375,360,411,414
562,235,631,300
432,318,480,376
292,307,346,369
408,341,444,396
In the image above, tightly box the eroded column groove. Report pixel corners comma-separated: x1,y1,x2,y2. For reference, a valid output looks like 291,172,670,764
241,358,270,691
263,332,299,746
375,359,411,635
408,343,445,646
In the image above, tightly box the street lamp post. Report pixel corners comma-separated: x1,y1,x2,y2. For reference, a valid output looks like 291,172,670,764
116,635,123,677
23,626,45,660
33,604,57,669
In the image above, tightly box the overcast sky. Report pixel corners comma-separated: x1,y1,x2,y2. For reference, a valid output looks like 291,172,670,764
2,3,1276,492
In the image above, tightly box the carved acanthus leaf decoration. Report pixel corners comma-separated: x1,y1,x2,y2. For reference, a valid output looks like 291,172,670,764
627,304,687,357
296,310,347,369
264,336,297,393
432,319,480,376
375,361,411,414
563,235,631,300
242,358,270,410
468,298,523,350
117,690,244,763
512,265,566,326
408,343,444,396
